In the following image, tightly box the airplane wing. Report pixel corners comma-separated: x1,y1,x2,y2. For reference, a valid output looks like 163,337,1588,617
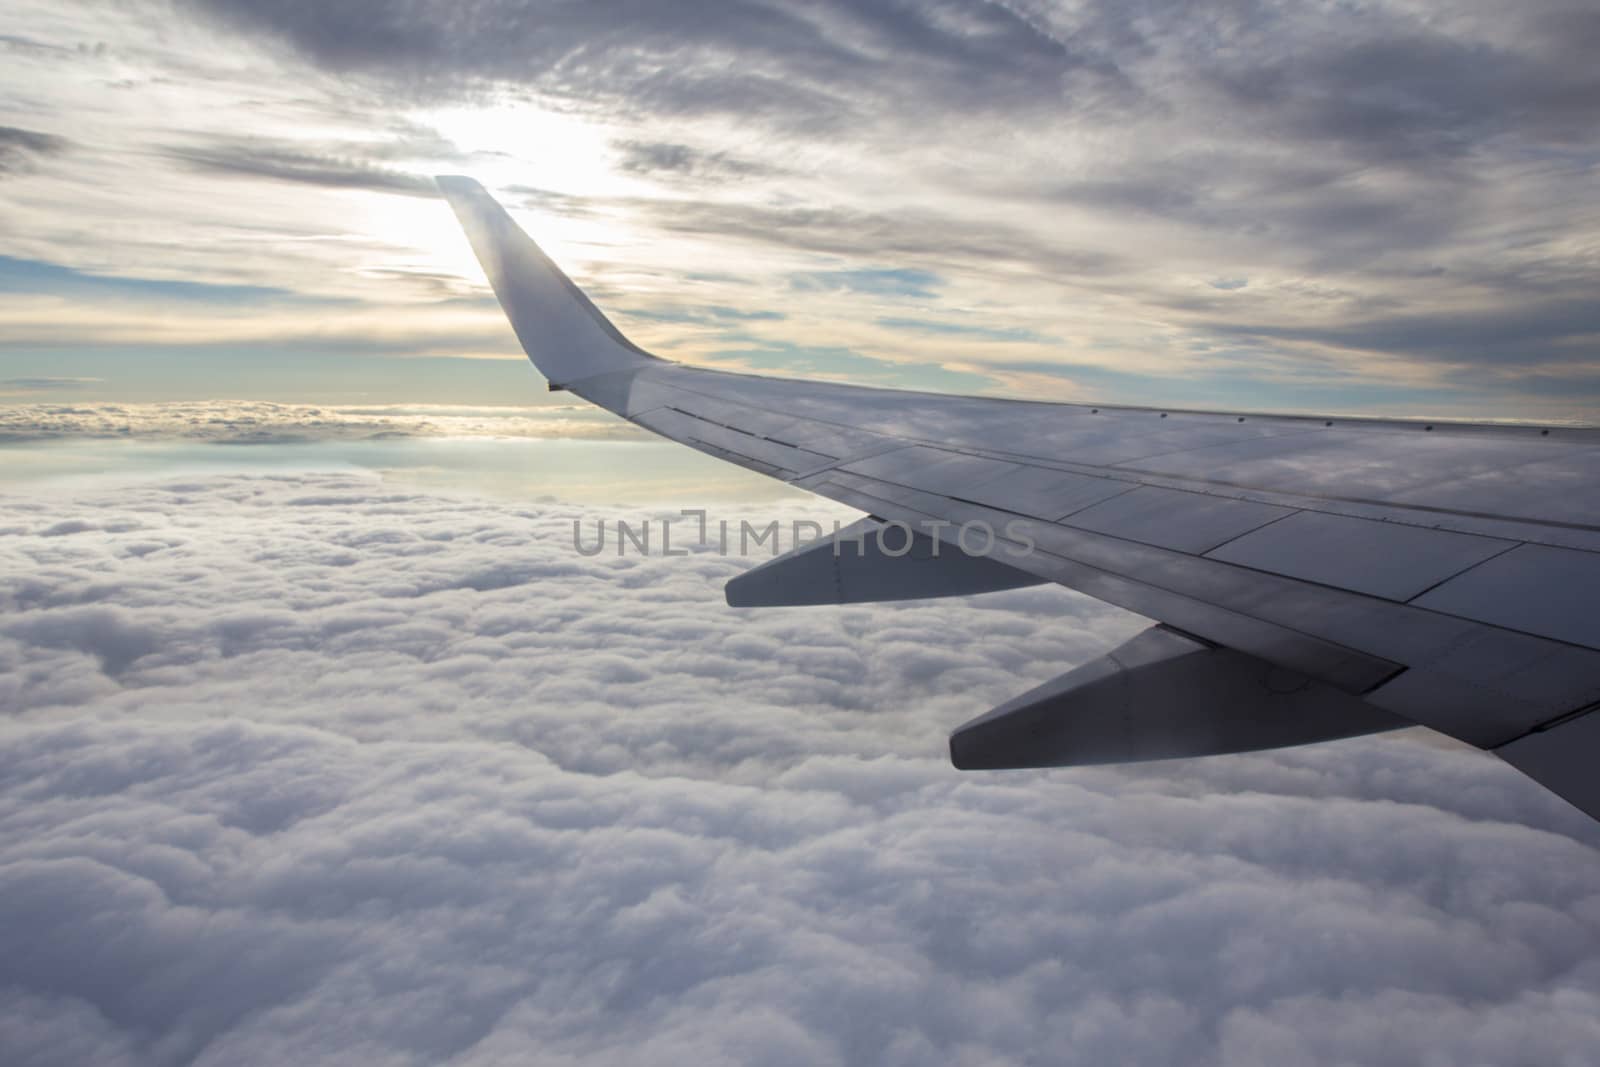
436,175,1600,821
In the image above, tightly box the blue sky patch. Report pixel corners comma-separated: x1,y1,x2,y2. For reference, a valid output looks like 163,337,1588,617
788,268,942,299
0,255,341,305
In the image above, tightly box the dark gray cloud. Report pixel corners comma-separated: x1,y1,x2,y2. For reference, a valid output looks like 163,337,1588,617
177,1,1599,169
633,196,1126,278
1037,153,1474,274
1205,297,1600,380
181,0,1126,128
1210,22,1600,166
615,139,777,182
1,472,1599,1065
0,124,68,175
163,136,440,198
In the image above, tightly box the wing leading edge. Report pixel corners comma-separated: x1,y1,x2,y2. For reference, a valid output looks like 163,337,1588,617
434,176,1600,823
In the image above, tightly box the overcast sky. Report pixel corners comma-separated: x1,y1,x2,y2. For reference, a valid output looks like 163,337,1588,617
2,0,1598,417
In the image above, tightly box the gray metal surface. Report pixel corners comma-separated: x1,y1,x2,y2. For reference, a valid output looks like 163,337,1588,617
633,407,834,477
725,517,1043,607
1206,511,1514,601
950,626,1406,769
437,175,1600,822
1064,487,1293,554
1383,450,1600,526
1413,544,1600,650
1495,707,1600,825
1116,430,1581,499
964,465,1134,520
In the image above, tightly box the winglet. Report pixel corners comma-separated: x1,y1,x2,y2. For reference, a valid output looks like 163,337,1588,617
435,176,661,387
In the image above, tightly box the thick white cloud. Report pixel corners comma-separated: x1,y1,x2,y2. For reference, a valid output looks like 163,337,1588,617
1,472,1599,1066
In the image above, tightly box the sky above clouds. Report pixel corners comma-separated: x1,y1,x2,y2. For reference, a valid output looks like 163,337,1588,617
0,0,1597,417
4,4,1600,1064
4,471,1600,1066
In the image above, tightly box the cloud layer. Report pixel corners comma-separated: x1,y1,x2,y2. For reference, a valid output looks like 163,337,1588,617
0,400,635,443
2,472,1599,1065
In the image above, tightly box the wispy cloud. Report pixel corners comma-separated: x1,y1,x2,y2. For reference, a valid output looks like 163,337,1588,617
791,268,944,299
0,124,67,175
875,316,1055,344
614,139,778,183
0,0,1596,413
0,376,101,392
163,136,442,198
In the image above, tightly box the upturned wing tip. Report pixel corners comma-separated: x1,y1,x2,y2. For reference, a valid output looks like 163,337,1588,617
434,174,485,196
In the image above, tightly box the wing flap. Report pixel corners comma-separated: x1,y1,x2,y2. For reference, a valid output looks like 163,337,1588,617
1494,706,1600,822
951,625,1406,769
725,517,1044,607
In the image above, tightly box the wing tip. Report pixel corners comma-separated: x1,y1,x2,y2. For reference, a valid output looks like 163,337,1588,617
434,174,484,194
429,172,661,389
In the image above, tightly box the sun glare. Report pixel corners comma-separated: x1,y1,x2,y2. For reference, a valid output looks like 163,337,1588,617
388,101,657,290
422,101,637,198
